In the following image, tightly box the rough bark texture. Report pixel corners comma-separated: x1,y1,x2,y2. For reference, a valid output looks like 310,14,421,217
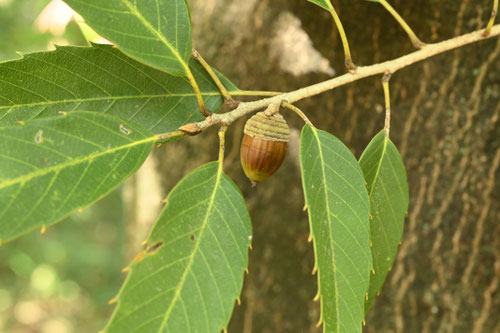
127,0,500,332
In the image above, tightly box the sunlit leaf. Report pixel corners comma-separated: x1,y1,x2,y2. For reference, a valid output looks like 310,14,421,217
300,125,371,332
0,44,238,133
64,0,193,76
105,162,252,333
0,111,155,243
359,130,409,312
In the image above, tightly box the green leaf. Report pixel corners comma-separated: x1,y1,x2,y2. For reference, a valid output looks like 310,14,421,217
300,125,371,333
0,44,238,133
0,111,155,243
105,162,252,333
306,0,334,11
359,131,409,312
63,0,193,76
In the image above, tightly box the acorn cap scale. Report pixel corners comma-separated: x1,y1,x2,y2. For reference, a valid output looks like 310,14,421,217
240,112,290,184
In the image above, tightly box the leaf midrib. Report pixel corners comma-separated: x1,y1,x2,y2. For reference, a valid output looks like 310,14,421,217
158,162,224,332
0,135,156,190
0,92,224,111
367,135,388,197
311,127,340,333
121,0,190,74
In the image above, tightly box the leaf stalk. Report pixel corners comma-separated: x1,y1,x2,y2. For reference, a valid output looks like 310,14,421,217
378,0,425,48
381,72,392,137
192,49,238,109
483,0,498,37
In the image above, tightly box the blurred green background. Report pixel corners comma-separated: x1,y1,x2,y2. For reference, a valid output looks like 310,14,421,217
0,2,126,332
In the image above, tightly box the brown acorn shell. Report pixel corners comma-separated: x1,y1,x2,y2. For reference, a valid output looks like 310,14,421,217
240,112,290,183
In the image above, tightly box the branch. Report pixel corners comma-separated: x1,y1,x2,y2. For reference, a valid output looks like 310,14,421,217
176,25,500,136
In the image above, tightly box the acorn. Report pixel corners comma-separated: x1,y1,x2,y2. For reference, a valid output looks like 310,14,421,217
240,111,290,184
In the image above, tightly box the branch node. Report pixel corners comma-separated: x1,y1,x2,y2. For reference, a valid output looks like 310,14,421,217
179,123,202,136
225,98,240,110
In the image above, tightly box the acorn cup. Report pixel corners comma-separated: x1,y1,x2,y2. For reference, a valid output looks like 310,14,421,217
240,111,290,185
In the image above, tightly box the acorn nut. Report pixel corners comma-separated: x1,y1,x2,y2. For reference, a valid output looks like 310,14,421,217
240,111,290,185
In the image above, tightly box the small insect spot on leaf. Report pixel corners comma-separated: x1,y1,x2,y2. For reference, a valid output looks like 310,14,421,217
308,234,313,243
35,129,43,144
302,204,308,211
190,234,195,242
245,268,249,274
78,208,83,214
312,266,318,275
236,297,241,306
365,293,369,301
133,252,144,262
146,241,163,254
121,266,130,273
119,124,132,135
40,225,46,235
108,296,118,304
313,293,319,302
363,320,366,326
58,111,67,115
248,235,253,241
371,268,376,275
161,199,167,204
16,120,25,125
249,244,253,250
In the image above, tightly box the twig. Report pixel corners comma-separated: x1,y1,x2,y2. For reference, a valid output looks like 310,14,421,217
192,49,238,109
483,0,498,37
281,101,314,127
160,24,500,137
156,130,186,142
382,72,392,137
